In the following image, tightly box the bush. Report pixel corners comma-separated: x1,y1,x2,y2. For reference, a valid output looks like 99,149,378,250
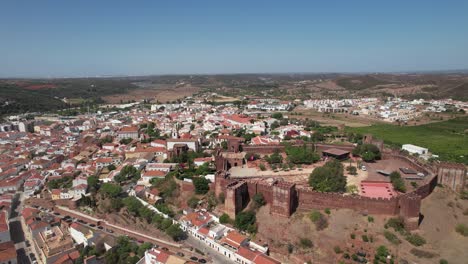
352,143,381,161
384,231,401,245
362,235,369,242
309,210,328,230
333,246,342,254
259,163,266,171
440,259,448,264
386,217,406,233
455,223,468,236
389,171,407,193
405,233,426,246
346,165,357,175
350,233,356,239
187,197,199,209
324,208,331,215
252,193,266,207
368,216,374,223
299,238,313,248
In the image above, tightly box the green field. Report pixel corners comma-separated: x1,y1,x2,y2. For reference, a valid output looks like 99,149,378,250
346,116,468,164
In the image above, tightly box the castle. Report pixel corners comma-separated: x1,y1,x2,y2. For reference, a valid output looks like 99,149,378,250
214,139,467,231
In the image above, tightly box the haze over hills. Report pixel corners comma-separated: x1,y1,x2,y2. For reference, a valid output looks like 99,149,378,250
1,72,468,117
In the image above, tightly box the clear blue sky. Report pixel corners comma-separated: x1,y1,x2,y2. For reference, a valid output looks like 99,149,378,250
1,0,468,77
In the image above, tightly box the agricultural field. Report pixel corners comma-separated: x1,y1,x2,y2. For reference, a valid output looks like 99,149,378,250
346,116,468,164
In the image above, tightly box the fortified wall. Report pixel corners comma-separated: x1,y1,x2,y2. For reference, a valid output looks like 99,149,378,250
215,139,461,231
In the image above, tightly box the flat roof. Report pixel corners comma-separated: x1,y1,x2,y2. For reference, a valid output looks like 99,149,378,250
322,148,350,156
360,181,396,199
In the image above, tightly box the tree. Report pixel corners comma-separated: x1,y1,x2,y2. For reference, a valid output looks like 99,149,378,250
193,177,210,195
235,211,256,232
252,193,266,207
259,163,266,171
362,151,376,162
166,224,186,241
309,159,346,192
265,150,283,164
346,166,357,175
107,164,116,171
122,197,143,216
272,113,283,119
100,183,122,198
119,138,133,145
352,144,381,161
389,171,406,193
187,197,199,209
285,145,320,164
219,213,231,224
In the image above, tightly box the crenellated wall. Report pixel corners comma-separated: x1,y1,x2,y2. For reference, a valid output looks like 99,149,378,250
214,146,461,231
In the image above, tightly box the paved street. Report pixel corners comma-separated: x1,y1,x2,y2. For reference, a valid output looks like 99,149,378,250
9,192,32,264
185,236,235,264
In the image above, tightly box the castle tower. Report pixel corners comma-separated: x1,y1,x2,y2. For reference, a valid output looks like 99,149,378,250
271,181,296,217
437,162,467,193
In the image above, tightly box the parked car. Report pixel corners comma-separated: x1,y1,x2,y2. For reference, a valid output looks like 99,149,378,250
190,257,198,261
176,252,184,257
198,259,207,263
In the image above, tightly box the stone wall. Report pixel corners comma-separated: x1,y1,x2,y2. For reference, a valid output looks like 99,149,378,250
437,162,467,193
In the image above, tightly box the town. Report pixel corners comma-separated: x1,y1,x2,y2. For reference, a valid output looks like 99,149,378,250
0,94,466,264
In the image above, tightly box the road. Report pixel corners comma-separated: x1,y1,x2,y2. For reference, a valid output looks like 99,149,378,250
9,192,33,264
185,236,235,264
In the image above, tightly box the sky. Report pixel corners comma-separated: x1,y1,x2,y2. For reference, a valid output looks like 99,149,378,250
1,0,468,77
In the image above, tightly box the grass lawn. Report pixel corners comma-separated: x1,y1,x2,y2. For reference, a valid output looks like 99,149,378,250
346,116,468,164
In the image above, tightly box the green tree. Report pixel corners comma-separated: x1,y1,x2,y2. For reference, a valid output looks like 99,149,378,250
389,171,406,193
219,213,231,224
165,224,186,241
252,193,266,207
187,197,200,209
309,159,346,192
193,177,210,194
100,183,122,198
235,211,256,232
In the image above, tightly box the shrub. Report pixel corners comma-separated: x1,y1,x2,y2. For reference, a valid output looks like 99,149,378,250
405,233,426,246
384,231,401,245
362,235,369,242
386,217,406,233
350,233,356,239
346,165,357,175
252,193,266,207
333,246,342,254
324,208,331,215
367,216,374,223
390,171,406,193
259,163,266,171
299,238,313,248
455,223,468,236
309,210,328,230
187,197,199,209
440,259,448,264
309,210,322,222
